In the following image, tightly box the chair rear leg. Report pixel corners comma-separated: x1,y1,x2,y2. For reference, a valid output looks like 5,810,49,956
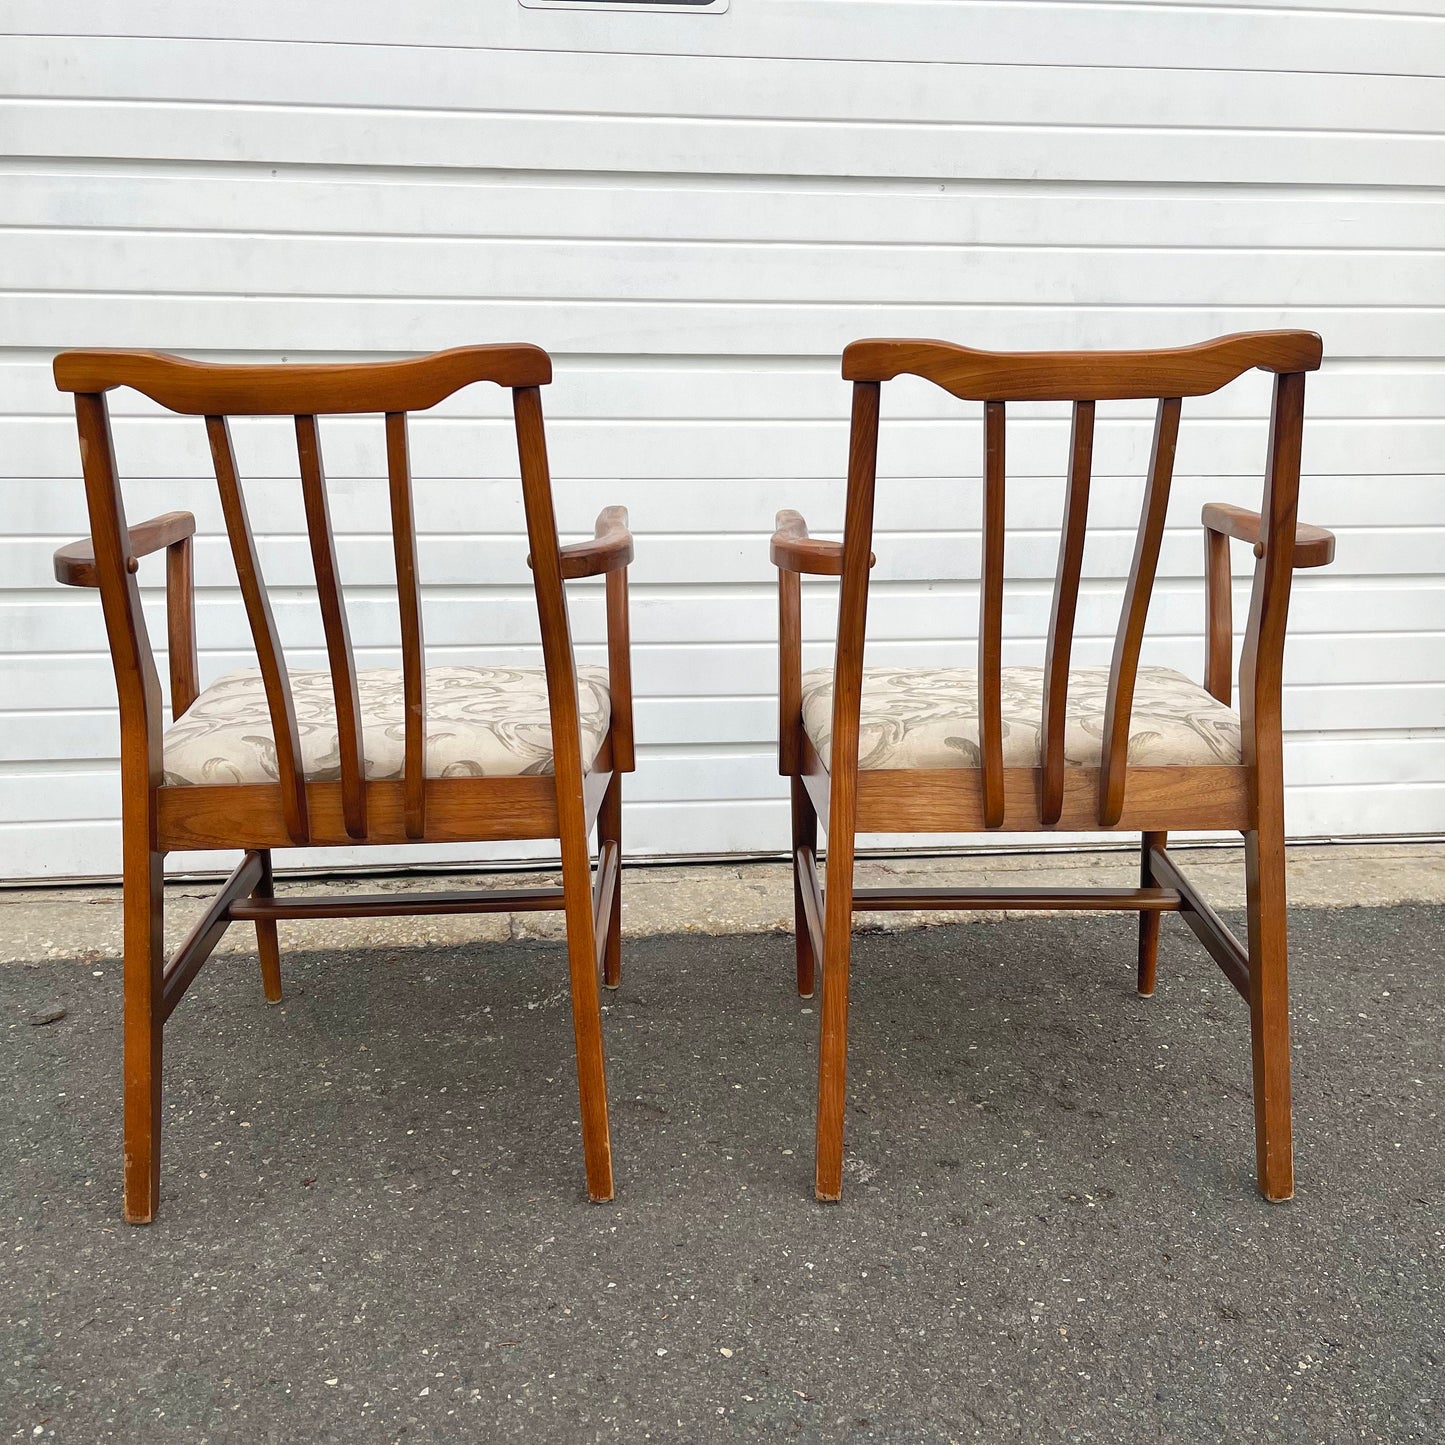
1245,822,1294,1201
123,847,165,1224
560,831,615,1201
1137,831,1166,996
598,773,623,990
790,777,817,998
253,849,283,1004
815,844,855,1201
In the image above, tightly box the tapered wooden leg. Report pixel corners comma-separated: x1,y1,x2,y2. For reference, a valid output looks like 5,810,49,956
1245,822,1294,1201
815,841,855,1202
790,777,817,998
123,847,165,1225
598,773,623,990
1137,831,1166,996
253,849,283,1003
561,828,614,1201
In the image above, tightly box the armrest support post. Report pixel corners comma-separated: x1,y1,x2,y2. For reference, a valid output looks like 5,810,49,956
1204,527,1234,706
535,506,635,772
779,563,803,776
55,508,200,721
605,562,634,773
771,510,875,773
1201,500,1335,709
165,533,200,718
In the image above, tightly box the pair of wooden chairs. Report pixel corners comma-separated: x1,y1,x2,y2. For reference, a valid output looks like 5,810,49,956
53,331,1331,1224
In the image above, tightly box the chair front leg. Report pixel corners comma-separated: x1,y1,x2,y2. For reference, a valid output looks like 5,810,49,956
253,848,283,1003
790,778,817,998
1245,818,1294,1201
123,846,165,1224
1137,831,1166,995
559,818,615,1201
815,829,856,1202
598,771,623,990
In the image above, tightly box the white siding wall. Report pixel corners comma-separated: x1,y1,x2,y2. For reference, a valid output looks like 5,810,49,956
2,0,1443,879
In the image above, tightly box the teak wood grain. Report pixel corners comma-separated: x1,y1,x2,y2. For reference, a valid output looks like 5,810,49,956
52,509,195,587
842,330,1322,400
54,344,552,412
853,764,1252,834
53,344,634,1222
815,378,881,1201
774,330,1332,1206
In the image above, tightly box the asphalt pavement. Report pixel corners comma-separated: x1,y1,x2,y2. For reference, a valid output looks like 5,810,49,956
4,905,1441,1443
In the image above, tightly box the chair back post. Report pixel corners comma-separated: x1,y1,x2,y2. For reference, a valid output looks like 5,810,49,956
816,378,880,1174
71,390,165,826
826,381,882,846
1238,369,1309,782
512,385,588,814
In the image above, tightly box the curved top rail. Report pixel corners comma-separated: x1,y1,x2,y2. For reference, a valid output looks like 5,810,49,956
841,331,1322,402
53,344,552,414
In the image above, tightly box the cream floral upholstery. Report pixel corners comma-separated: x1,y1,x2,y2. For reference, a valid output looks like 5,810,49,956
801,665,1241,771
163,666,611,786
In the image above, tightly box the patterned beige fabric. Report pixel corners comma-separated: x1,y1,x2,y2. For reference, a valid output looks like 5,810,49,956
801,665,1241,771
163,666,611,786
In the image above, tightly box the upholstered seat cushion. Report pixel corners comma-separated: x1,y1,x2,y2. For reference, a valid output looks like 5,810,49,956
163,665,611,786
801,665,1241,771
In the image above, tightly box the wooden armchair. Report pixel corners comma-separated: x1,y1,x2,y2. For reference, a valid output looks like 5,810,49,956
773,331,1334,1204
52,345,635,1222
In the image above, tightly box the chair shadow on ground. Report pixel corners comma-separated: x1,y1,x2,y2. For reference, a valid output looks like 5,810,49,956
142,913,1256,1217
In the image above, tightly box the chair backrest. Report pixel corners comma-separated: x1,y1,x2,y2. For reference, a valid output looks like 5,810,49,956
834,330,1322,829
53,345,577,846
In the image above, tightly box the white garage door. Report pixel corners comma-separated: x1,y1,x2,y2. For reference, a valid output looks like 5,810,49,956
2,0,1443,879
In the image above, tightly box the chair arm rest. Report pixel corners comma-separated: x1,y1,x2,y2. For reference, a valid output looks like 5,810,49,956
1202,502,1335,568
533,506,634,580
53,510,197,587
770,509,874,576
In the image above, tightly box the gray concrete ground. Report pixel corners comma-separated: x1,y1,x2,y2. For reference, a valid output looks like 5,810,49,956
3,882,1442,1443
3,841,1443,964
